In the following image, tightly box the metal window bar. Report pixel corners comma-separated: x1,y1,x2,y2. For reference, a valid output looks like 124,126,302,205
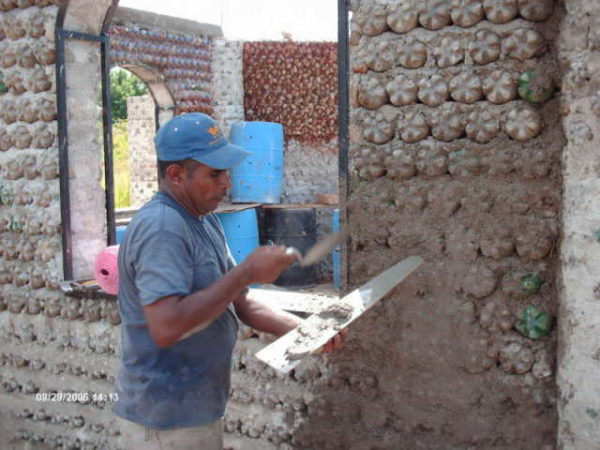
102,0,121,248
55,1,119,280
155,105,161,182
337,0,349,290
101,35,117,247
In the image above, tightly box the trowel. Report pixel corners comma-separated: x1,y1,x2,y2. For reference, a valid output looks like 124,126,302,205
285,230,346,266
256,255,423,373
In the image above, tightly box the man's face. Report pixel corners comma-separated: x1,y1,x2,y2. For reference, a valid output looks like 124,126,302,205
180,161,231,216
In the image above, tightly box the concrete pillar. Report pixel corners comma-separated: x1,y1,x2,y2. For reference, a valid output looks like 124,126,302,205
211,38,244,136
62,0,115,279
556,0,600,447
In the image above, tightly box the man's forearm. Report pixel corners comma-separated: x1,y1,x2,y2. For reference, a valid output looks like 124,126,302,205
235,295,301,337
144,264,252,348
144,245,298,348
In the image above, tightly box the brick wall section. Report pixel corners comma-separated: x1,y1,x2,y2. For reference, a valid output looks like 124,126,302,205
243,41,338,146
0,1,62,297
241,41,339,204
282,139,338,204
108,24,213,116
290,0,565,448
0,3,124,448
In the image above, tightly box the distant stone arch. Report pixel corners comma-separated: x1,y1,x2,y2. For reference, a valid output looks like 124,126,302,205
117,63,174,127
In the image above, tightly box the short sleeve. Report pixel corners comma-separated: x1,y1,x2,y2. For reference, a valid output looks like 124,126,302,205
226,245,237,271
224,243,249,298
133,231,194,306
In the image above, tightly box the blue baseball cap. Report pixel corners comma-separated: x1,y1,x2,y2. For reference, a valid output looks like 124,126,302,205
155,113,250,169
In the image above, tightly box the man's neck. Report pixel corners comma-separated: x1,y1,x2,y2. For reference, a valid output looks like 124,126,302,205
160,185,205,218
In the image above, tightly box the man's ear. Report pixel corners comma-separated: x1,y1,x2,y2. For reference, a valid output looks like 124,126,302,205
165,163,184,185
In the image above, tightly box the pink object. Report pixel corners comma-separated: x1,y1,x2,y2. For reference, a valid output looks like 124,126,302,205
94,245,120,295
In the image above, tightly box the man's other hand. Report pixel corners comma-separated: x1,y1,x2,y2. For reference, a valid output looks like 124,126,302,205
321,328,348,354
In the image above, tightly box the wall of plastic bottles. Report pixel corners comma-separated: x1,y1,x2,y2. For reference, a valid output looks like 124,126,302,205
109,25,213,115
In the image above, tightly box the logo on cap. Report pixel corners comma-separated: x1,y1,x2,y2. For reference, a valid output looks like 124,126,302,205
207,126,222,142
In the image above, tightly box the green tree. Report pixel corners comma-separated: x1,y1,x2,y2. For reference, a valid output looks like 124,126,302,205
109,68,149,120
112,120,132,208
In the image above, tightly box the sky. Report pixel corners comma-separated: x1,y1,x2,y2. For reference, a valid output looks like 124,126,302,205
119,0,338,41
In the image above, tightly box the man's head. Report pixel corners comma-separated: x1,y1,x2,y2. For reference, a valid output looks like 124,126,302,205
155,113,250,215
155,113,250,169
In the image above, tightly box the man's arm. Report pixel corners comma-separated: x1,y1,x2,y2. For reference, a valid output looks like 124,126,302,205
234,293,347,353
143,246,296,348
234,294,301,337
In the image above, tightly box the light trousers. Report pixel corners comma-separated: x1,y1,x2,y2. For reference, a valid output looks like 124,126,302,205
117,417,223,450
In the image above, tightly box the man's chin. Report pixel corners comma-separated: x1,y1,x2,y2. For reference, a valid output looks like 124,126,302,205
209,196,225,211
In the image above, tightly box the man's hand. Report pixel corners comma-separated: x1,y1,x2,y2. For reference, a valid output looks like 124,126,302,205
320,328,348,354
240,245,298,284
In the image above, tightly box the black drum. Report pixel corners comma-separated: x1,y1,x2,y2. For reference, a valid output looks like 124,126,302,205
261,207,317,287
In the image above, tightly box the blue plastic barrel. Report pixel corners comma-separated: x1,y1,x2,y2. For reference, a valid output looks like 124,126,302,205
229,122,284,203
216,208,259,264
116,225,127,244
332,208,341,290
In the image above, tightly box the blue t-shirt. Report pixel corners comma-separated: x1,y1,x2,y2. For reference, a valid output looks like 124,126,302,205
112,191,239,429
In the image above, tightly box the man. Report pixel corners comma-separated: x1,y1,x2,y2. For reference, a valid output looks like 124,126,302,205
112,113,343,449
